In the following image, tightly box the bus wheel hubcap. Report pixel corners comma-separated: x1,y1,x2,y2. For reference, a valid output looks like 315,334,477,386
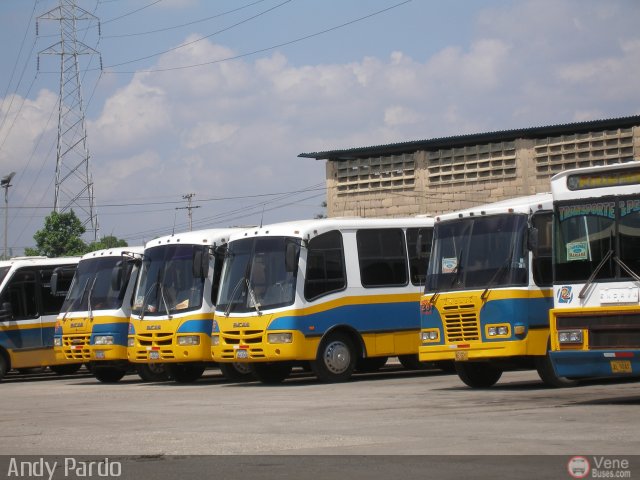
323,341,350,374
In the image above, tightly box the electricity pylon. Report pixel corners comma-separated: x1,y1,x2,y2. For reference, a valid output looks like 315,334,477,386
38,0,101,240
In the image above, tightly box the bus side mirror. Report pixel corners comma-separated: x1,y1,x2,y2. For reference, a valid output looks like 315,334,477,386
285,242,298,273
51,266,76,296
0,301,12,320
50,271,59,296
111,261,125,291
193,249,209,279
528,227,539,254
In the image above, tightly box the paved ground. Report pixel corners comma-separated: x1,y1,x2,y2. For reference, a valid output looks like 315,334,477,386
1,363,638,457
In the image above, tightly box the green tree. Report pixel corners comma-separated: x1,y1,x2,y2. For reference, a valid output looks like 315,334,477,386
87,235,128,252
25,210,88,257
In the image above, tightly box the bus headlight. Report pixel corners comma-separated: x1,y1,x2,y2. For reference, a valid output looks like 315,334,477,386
128,337,135,347
211,335,220,346
54,338,62,347
267,333,292,344
487,325,509,337
420,330,439,342
94,335,115,345
177,335,200,346
558,330,583,344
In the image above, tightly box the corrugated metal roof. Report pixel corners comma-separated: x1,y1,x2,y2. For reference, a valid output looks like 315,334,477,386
298,114,640,161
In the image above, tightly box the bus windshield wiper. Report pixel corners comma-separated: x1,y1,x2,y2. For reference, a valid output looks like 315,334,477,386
613,256,640,283
245,278,262,316
481,244,515,301
579,249,614,299
224,277,246,317
429,249,464,306
86,276,98,320
62,278,89,321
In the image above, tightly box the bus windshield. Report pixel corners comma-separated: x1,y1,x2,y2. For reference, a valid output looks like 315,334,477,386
62,257,131,312
554,195,640,283
426,214,528,292
0,266,10,287
132,244,206,317
216,236,299,314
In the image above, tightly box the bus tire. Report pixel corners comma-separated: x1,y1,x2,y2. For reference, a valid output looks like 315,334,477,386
455,362,502,388
252,363,292,384
312,332,356,383
50,363,82,375
0,353,7,381
398,354,432,370
355,356,388,373
219,362,255,382
93,367,126,383
136,363,170,382
170,364,205,383
535,352,578,388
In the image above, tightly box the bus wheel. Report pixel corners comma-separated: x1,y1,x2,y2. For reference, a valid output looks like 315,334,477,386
219,362,255,382
252,363,292,384
0,354,7,381
93,367,126,383
455,362,502,388
170,364,205,383
535,353,578,388
398,354,432,370
136,363,170,382
355,356,388,373
50,363,82,375
313,333,356,383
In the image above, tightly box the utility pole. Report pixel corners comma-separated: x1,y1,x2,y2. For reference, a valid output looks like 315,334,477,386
176,194,200,231
37,0,101,240
1,172,15,260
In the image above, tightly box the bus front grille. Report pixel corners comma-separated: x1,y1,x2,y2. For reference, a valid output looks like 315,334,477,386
442,308,480,343
62,335,91,360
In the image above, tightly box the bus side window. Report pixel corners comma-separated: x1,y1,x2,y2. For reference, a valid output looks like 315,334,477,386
407,227,432,286
304,230,346,301
357,229,408,288
41,268,72,315
2,269,39,320
531,211,553,287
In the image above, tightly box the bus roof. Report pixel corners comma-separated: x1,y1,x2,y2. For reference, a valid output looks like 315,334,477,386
435,193,553,223
79,246,144,261
551,160,640,201
143,228,243,250
0,256,80,269
227,217,435,243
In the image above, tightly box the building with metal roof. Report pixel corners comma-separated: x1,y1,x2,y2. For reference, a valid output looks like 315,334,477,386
299,115,640,217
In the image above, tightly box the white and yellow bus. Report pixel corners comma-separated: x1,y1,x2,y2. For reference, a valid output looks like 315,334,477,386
419,194,574,387
54,247,169,383
128,228,246,383
211,217,434,384
0,256,80,381
550,161,640,380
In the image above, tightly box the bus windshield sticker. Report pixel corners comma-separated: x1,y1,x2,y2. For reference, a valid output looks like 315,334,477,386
567,241,589,261
442,257,457,273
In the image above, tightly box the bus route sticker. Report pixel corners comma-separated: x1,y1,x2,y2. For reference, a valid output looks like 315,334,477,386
567,456,590,479
566,241,589,262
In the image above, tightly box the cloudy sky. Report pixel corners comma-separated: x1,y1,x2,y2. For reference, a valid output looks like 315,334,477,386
0,0,638,254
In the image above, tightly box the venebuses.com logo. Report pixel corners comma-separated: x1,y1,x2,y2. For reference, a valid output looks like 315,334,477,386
568,456,632,479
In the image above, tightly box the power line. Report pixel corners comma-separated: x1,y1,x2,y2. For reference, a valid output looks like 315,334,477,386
104,0,293,69
104,0,412,74
102,0,269,39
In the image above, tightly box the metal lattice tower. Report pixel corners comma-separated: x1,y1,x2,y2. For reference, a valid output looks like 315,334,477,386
37,0,100,240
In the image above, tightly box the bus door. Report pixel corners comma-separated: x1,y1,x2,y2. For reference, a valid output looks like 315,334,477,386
0,268,42,350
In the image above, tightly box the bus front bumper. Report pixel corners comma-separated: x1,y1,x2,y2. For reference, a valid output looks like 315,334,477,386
550,350,640,379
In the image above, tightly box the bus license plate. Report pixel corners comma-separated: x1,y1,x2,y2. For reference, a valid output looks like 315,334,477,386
610,360,632,374
455,351,468,361
236,349,248,359
149,351,160,360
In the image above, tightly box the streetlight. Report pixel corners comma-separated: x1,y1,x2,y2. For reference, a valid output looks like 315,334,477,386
1,172,15,260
